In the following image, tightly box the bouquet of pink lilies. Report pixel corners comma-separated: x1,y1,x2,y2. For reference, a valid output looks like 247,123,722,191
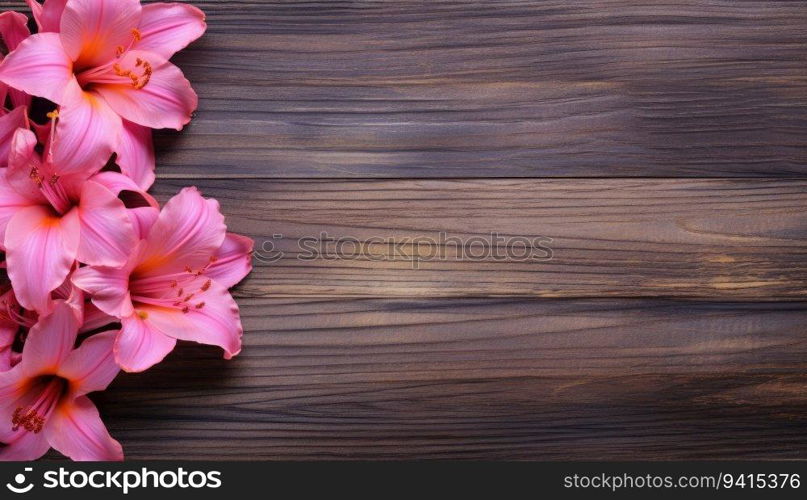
0,0,252,461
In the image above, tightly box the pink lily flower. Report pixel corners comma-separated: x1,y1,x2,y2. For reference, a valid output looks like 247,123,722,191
0,126,145,313
0,0,206,186
0,300,122,461
73,187,253,372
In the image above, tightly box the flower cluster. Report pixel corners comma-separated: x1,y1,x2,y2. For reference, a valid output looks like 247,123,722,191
0,0,252,461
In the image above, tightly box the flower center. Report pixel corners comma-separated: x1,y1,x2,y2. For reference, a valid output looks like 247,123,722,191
12,376,67,434
27,111,75,215
29,167,72,214
130,257,219,315
75,28,152,90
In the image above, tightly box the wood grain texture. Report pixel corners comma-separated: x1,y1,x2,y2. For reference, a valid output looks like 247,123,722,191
152,178,807,299
98,298,807,460
146,0,807,178
2,0,802,461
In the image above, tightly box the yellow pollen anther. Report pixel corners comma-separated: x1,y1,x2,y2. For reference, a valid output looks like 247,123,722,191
29,167,43,187
137,310,149,320
46,110,59,120
114,58,152,89
133,61,152,89
131,28,142,41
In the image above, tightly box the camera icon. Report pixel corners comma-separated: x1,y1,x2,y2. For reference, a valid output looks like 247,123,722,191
6,467,34,494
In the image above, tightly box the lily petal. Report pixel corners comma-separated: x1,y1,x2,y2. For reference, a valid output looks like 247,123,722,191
0,11,31,51
26,0,67,33
45,396,123,461
115,314,176,372
59,331,119,395
0,296,18,371
0,340,11,372
0,172,37,249
77,180,137,267
141,279,242,360
0,349,9,372
59,0,142,68
93,50,197,130
5,206,80,313
79,302,117,334
136,2,206,59
136,187,226,277
50,272,85,321
72,265,134,319
0,368,30,441
90,170,159,238
0,128,43,246
0,425,50,460
206,233,254,288
5,128,47,203
0,12,34,108
116,120,155,190
0,107,30,169
0,33,73,104
31,119,52,145
128,206,160,240
53,79,122,176
20,300,79,378
91,170,158,209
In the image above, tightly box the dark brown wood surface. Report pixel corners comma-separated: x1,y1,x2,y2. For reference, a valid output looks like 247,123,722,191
152,178,807,300
3,0,804,459
99,299,807,460
156,0,807,178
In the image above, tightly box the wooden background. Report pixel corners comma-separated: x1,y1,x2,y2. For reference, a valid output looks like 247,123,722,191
17,0,807,459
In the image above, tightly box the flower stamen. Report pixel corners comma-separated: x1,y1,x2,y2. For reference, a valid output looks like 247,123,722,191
11,378,65,434
78,28,151,89
112,60,152,90
29,166,43,187
130,256,219,313
12,407,44,433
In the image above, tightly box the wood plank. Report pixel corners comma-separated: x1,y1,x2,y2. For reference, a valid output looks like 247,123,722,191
98,298,807,460
151,178,807,299
4,0,803,177
152,0,807,177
